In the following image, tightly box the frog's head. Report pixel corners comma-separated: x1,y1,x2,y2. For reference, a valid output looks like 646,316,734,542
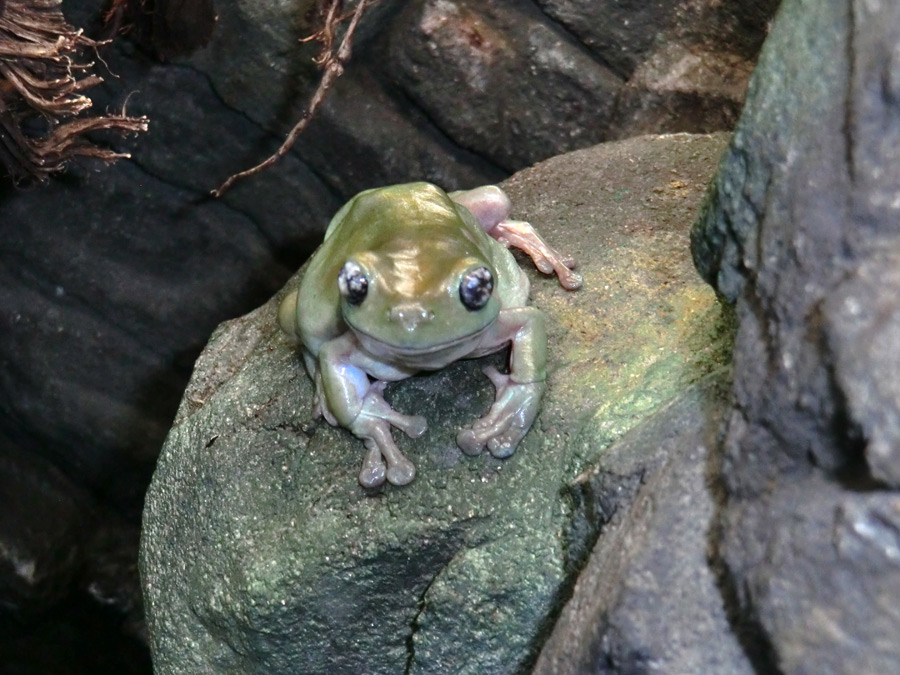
338,250,500,359
332,185,501,360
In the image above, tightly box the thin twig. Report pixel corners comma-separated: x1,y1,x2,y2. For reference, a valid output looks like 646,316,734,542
211,0,372,197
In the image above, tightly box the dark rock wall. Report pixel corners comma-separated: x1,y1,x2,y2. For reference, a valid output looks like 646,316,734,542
0,0,777,521
386,0,623,171
0,0,778,670
0,443,150,672
692,0,900,670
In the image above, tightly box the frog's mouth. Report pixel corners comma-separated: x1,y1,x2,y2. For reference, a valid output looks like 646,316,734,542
348,320,495,358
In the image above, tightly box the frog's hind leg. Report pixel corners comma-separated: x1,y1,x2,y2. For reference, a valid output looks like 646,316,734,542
450,185,582,290
492,219,583,290
304,352,337,424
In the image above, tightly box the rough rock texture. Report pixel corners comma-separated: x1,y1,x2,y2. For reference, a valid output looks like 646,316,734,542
534,0,776,77
825,254,900,487
1,0,775,668
140,133,734,673
691,0,900,670
0,0,776,519
534,369,752,675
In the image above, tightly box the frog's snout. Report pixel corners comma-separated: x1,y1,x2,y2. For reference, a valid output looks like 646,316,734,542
389,303,435,332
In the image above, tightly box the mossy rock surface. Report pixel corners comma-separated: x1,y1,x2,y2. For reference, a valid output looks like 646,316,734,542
140,133,733,674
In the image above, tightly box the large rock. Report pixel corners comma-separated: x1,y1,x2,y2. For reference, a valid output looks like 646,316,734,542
387,0,778,169
691,0,900,670
140,133,733,673
533,369,755,675
534,0,777,78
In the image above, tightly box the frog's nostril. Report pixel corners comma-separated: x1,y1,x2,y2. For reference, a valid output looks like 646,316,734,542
389,304,434,331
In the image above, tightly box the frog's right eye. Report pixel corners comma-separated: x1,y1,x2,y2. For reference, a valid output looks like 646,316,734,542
338,261,368,305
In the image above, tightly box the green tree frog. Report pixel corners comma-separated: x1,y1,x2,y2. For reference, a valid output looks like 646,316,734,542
279,182,581,488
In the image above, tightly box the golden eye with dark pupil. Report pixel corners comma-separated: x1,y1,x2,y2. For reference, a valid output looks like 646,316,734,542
338,261,368,305
460,267,493,311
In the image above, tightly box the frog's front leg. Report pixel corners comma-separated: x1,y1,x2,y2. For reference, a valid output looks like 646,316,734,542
317,335,426,487
450,186,583,291
457,306,548,458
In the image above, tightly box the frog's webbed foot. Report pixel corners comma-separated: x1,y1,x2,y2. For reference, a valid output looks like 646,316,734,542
457,366,545,459
350,382,427,488
494,219,583,291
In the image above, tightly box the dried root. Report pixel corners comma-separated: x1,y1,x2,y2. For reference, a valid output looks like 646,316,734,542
0,0,148,181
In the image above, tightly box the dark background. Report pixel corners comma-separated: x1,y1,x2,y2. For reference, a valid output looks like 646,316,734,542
0,0,778,671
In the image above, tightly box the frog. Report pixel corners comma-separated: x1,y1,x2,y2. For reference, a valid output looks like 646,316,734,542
278,182,581,488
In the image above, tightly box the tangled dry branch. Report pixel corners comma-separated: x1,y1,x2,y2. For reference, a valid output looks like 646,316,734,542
212,0,375,197
0,0,148,181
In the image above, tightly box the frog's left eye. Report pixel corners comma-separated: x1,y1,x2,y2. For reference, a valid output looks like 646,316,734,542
459,267,493,311
338,261,368,305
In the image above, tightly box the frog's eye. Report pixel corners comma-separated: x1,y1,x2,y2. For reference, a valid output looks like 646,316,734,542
338,261,368,306
459,266,493,311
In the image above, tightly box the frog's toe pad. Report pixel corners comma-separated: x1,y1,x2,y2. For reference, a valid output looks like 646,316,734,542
399,414,428,439
359,453,387,488
456,420,527,458
386,458,416,486
457,428,485,456
457,376,545,459
487,433,520,458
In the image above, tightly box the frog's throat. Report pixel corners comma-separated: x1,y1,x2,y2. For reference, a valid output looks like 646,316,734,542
347,320,495,357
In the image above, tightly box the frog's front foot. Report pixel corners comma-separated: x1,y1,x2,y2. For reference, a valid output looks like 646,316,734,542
457,366,545,458
350,382,427,488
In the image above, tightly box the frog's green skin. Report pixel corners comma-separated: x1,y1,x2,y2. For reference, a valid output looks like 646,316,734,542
279,182,581,488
